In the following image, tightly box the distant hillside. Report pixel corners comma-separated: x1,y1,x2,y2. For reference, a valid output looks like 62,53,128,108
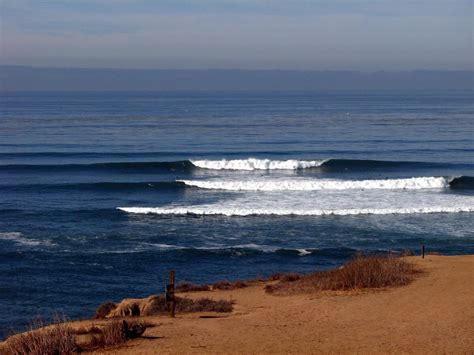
1,66,473,91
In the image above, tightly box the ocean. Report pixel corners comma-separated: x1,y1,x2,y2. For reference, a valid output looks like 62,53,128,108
0,90,473,338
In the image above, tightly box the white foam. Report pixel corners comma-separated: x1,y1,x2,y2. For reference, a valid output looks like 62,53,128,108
118,182,474,218
191,158,326,170
0,232,49,247
141,243,187,250
179,176,449,191
228,243,277,252
192,243,276,252
297,249,312,256
118,206,474,216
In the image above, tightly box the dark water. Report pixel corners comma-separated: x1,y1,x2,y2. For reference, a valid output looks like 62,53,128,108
0,91,473,338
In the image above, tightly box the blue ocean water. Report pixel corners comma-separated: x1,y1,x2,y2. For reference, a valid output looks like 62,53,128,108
0,91,473,338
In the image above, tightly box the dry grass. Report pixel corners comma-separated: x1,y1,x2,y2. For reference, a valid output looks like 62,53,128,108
175,282,211,292
174,297,234,313
97,295,234,318
141,295,234,316
177,278,264,293
269,272,303,282
87,320,127,349
5,317,150,354
93,302,117,319
266,254,420,295
5,317,77,355
81,320,150,351
212,280,248,290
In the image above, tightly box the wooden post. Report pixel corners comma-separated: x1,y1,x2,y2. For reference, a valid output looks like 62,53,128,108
421,245,425,259
166,270,176,318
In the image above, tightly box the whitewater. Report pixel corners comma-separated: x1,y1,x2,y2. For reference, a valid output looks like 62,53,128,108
191,158,327,170
120,169,474,217
179,176,450,191
118,206,474,216
115,157,474,217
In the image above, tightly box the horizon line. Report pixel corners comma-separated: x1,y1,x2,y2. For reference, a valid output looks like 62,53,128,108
1,65,473,73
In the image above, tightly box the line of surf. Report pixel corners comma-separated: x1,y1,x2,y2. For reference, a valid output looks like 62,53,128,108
2,177,471,192
179,176,450,191
117,206,474,216
191,158,327,170
190,158,463,171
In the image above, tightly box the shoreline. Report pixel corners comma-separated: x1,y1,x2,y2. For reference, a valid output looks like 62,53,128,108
2,255,473,354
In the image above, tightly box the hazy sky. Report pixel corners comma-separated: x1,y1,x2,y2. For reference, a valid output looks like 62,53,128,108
1,0,473,70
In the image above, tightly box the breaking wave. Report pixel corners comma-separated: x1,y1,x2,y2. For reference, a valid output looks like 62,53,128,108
3,176,471,193
118,206,474,216
191,158,327,170
179,176,449,191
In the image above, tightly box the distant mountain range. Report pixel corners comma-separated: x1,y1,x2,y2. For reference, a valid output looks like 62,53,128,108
1,66,473,91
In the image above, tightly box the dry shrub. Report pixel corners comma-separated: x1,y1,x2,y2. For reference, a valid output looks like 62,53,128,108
212,280,248,290
93,302,117,319
6,317,77,355
269,272,302,282
6,318,149,354
266,254,420,295
175,282,211,292
79,320,149,352
91,320,126,348
174,297,234,313
103,320,132,344
141,295,233,316
175,278,263,293
86,320,147,350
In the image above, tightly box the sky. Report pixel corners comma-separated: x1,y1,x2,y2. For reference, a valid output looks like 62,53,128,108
0,0,473,71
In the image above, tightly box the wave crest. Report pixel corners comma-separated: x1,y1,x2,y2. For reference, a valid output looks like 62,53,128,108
191,158,326,170
117,206,474,216
179,176,449,191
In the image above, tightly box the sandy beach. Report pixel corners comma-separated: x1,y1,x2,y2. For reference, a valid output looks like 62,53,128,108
4,255,471,354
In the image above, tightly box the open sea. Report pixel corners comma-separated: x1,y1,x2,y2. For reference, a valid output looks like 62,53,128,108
0,90,473,338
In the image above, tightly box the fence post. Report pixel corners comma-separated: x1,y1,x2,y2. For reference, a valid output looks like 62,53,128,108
166,270,176,318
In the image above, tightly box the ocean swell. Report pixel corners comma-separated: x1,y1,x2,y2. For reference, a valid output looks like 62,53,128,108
1,158,469,173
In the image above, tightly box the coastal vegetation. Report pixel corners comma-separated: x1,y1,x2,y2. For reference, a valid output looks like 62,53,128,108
265,254,420,295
